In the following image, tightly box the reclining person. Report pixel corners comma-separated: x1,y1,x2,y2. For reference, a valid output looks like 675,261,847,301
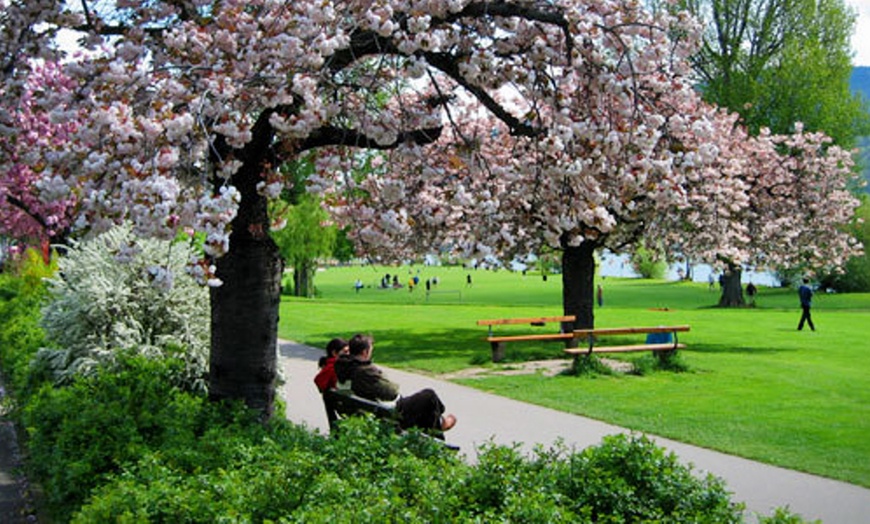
334,333,456,432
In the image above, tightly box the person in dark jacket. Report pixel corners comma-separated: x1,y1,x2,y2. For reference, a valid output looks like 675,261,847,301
335,334,456,432
798,278,815,331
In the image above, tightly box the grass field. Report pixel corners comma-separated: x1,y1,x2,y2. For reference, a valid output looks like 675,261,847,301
278,264,870,488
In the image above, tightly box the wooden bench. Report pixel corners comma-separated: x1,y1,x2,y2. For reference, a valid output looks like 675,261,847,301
565,325,690,365
323,388,399,429
322,388,458,450
478,315,576,362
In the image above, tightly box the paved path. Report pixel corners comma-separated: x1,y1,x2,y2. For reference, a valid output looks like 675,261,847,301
279,340,870,524
0,375,31,524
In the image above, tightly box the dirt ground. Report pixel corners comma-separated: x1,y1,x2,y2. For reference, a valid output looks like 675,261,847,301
439,357,633,380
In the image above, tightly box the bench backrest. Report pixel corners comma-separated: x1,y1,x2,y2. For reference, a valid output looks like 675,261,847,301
477,315,576,326
572,325,690,337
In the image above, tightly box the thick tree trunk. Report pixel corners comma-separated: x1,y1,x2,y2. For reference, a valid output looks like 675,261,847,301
562,240,597,347
210,236,282,417
718,266,745,307
208,132,283,417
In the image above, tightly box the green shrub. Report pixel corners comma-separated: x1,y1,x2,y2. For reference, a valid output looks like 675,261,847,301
554,434,742,522
0,251,52,398
75,416,463,523
37,224,209,390
77,416,746,522
22,354,212,520
757,506,820,524
565,354,615,376
630,246,668,280
631,351,690,375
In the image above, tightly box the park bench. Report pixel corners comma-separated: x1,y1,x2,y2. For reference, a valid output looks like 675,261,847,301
565,325,690,365
322,388,459,450
478,315,576,362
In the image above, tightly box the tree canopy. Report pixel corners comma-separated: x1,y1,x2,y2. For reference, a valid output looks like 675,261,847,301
675,0,870,147
0,0,861,412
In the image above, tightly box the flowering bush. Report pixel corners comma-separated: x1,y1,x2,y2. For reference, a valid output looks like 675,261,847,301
36,224,209,390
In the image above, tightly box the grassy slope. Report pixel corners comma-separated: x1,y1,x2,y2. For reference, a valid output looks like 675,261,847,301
279,265,870,487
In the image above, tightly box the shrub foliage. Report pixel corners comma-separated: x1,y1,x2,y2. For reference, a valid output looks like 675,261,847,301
37,224,209,389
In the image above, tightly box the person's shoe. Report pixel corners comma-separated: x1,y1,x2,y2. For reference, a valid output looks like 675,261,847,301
441,414,457,431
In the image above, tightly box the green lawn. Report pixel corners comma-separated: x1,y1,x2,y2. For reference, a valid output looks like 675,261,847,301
278,264,870,487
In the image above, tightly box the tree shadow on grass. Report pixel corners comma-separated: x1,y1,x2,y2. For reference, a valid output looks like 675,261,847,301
687,343,798,355
288,327,480,360
288,329,801,374
291,327,569,369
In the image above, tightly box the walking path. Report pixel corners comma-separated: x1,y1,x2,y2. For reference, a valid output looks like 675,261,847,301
279,340,870,524
0,375,33,524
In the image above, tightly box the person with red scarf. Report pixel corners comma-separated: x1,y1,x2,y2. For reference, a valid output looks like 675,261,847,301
314,338,348,393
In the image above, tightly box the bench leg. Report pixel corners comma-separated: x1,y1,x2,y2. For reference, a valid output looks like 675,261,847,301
655,349,677,365
491,341,505,363
570,351,597,375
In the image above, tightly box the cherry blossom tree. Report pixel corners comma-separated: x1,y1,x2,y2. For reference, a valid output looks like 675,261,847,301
323,97,859,326
661,104,862,306
0,62,79,245
321,88,715,331
3,0,802,414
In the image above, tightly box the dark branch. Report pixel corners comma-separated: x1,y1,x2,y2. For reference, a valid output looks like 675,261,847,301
422,51,540,138
296,125,443,152
443,0,573,57
4,194,49,232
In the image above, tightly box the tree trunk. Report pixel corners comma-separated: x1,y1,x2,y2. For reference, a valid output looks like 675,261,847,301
208,143,283,418
292,258,315,297
718,266,745,307
210,236,282,417
562,240,597,347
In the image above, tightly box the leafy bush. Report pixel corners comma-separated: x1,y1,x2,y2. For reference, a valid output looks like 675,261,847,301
758,506,820,524
554,434,741,522
565,354,616,376
21,354,214,520
0,249,52,397
630,246,668,280
631,351,690,375
73,410,746,523
37,224,209,390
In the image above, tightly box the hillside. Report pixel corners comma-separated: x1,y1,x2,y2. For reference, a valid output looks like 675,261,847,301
851,67,870,192
851,66,870,100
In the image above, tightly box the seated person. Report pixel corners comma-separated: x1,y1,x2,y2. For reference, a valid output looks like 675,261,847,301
334,334,456,432
313,337,348,393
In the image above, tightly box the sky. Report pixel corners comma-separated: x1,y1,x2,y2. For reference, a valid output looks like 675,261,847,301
846,0,870,66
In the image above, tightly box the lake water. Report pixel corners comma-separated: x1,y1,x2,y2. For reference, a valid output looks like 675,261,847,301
598,251,781,287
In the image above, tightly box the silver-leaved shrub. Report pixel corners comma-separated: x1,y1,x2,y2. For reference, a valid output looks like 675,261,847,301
36,224,209,391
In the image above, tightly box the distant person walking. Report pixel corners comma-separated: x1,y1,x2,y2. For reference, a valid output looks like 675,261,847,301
597,284,604,307
797,278,815,331
746,282,757,306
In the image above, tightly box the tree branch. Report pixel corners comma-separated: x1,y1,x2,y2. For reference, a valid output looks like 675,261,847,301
3,193,51,232
295,124,443,152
